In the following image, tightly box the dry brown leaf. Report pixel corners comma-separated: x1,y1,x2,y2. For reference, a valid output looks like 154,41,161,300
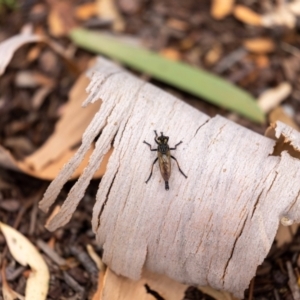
261,3,297,29
75,2,98,20
233,5,262,26
254,54,270,68
0,33,43,76
95,268,236,300
243,38,275,54
269,106,299,130
0,63,109,179
27,45,42,62
160,48,181,61
0,222,49,300
15,71,55,88
275,223,299,247
205,44,222,65
100,269,186,300
257,82,292,113
166,18,189,31
87,244,103,270
211,0,235,19
234,1,300,29
96,0,125,31
47,0,78,37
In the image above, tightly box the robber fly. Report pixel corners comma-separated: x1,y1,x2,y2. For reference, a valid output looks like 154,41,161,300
143,130,187,190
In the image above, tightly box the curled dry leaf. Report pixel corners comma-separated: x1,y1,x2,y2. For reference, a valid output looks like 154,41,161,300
0,32,43,76
0,222,49,300
0,72,108,180
234,1,300,28
40,57,300,298
269,106,299,131
243,38,275,54
75,2,98,20
95,265,237,299
261,3,297,29
257,82,292,113
233,5,262,26
211,0,235,20
47,0,78,37
0,32,106,179
96,0,125,31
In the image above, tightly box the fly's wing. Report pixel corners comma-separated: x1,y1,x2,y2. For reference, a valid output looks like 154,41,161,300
158,151,171,181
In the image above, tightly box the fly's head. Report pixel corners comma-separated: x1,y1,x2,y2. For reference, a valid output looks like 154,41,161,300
155,132,169,145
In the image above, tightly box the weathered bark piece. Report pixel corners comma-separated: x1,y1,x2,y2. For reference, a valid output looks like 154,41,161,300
39,57,300,298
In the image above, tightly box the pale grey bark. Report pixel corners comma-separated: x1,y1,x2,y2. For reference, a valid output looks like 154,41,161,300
39,57,300,298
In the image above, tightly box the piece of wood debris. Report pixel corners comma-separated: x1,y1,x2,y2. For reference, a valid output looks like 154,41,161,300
257,82,292,113
40,57,300,298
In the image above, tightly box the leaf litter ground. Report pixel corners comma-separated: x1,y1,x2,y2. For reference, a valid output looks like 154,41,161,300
1,0,300,299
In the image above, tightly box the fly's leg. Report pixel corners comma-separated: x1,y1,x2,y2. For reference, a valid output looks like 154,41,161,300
154,130,159,144
143,141,157,151
169,141,183,150
171,155,187,178
145,157,158,183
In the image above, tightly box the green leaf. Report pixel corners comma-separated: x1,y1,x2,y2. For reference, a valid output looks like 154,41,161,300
69,28,265,123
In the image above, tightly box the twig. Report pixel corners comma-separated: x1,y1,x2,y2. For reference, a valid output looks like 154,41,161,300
70,245,98,277
29,196,39,235
63,271,85,294
36,239,67,267
213,47,247,73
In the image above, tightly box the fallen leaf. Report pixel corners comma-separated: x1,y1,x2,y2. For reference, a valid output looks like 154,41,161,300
275,223,299,247
0,33,43,76
269,106,299,130
262,3,296,29
87,244,103,270
47,0,78,37
211,0,235,20
15,71,55,88
257,82,292,113
253,54,269,68
69,28,265,123
166,18,189,32
233,5,262,26
205,44,222,65
160,48,181,61
0,222,49,300
243,38,275,54
24,73,101,171
94,267,236,300
0,46,109,179
75,2,98,21
96,0,125,31
234,1,300,29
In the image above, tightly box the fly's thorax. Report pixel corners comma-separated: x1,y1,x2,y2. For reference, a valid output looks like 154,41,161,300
158,144,169,154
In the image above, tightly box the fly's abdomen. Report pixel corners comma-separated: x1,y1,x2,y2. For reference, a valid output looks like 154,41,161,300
158,153,171,181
